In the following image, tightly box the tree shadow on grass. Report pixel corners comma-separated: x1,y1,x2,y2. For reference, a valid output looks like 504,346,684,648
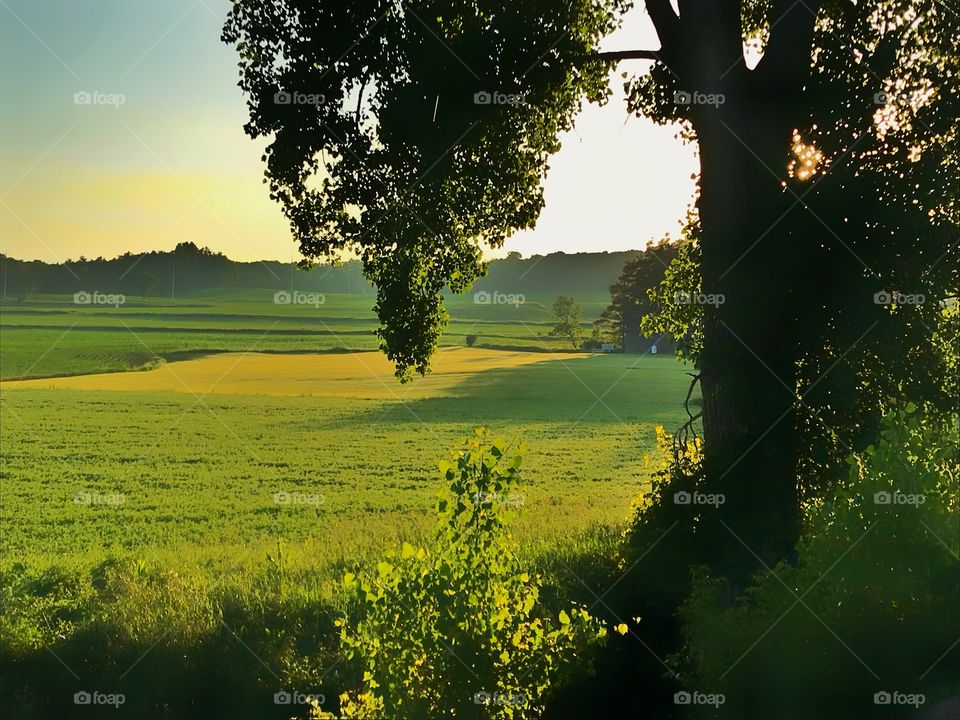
329,354,697,431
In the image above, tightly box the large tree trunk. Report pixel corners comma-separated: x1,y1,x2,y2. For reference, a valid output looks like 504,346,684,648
694,103,802,584
636,0,822,585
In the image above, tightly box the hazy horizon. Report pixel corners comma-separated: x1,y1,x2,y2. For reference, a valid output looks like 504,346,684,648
0,241,656,265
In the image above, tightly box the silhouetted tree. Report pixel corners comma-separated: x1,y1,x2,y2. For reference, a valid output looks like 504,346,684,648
223,0,626,378
604,236,679,352
620,1,959,577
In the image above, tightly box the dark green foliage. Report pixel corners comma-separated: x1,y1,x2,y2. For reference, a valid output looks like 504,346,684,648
129,272,158,301
0,559,341,720
0,249,639,302
601,235,681,354
479,251,641,299
640,233,700,362
674,407,960,719
223,0,630,380
0,243,373,298
620,0,960,577
627,0,960,432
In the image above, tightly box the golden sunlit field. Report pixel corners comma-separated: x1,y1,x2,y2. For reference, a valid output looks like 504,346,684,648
1,347,692,573
1,336,696,717
1,348,590,399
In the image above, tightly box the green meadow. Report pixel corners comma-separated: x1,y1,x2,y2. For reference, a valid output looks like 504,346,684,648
1,354,689,574
0,290,611,380
0,291,691,718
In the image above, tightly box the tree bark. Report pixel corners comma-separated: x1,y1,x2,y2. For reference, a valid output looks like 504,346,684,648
636,0,821,583
598,1,822,584
694,102,802,583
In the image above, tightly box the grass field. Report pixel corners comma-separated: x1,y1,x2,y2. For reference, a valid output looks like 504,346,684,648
1,349,690,574
0,293,692,574
0,290,612,380
0,291,692,718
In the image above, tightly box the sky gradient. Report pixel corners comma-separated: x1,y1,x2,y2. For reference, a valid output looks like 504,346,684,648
0,0,698,263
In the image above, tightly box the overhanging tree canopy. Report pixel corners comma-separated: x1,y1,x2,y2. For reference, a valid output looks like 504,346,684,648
223,0,629,379
224,0,959,578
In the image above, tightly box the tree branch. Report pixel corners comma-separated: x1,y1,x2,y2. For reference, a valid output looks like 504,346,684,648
683,371,702,422
582,49,663,63
756,0,824,91
676,0,745,86
673,371,702,455
645,0,679,41
356,77,368,128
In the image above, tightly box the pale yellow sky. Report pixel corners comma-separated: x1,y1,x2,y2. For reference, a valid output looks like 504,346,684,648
0,1,697,264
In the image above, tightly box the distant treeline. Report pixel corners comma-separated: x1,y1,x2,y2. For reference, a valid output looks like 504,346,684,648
0,243,641,300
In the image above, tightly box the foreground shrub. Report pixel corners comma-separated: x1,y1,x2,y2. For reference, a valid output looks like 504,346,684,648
674,407,960,719
330,430,607,719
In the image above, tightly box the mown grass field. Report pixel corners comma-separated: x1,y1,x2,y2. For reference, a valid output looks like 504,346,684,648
0,289,692,572
0,290,692,719
1,349,690,575
0,290,612,380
